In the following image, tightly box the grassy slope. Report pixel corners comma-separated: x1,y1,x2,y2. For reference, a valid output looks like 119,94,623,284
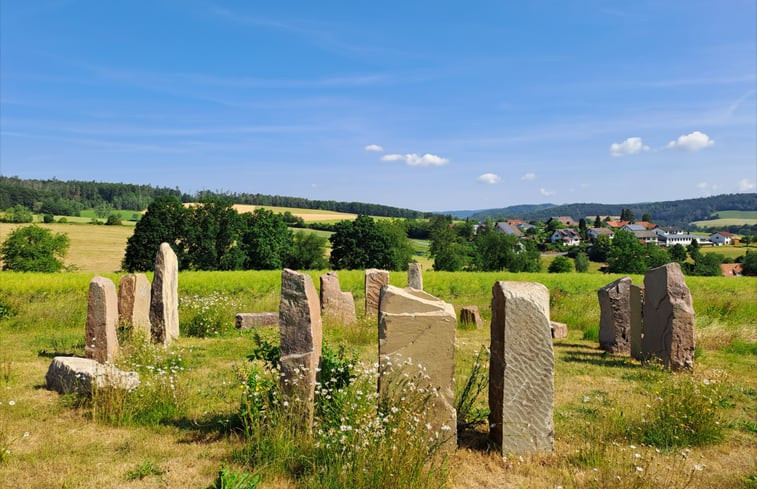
0,270,755,488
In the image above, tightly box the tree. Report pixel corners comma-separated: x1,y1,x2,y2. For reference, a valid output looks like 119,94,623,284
594,215,602,228
2,204,33,223
429,215,473,271
686,252,723,276
43,213,55,223
1,225,69,272
239,208,293,270
288,231,328,270
122,195,189,272
574,252,589,272
105,214,122,225
548,255,573,273
607,230,646,274
185,199,244,270
578,218,588,239
588,234,611,262
645,244,671,269
670,244,688,263
329,215,406,270
741,251,757,276
642,213,653,223
620,208,636,223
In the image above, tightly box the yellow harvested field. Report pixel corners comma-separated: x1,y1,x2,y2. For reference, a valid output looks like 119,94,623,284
182,203,357,222
0,222,132,274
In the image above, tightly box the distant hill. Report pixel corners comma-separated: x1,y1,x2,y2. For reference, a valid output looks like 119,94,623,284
443,203,555,219
460,194,757,227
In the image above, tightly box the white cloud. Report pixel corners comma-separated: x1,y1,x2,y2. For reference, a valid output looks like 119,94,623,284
380,153,449,166
540,188,555,197
364,144,383,152
696,181,719,194
610,137,650,157
666,131,715,151
520,172,536,181
477,173,501,184
738,178,756,191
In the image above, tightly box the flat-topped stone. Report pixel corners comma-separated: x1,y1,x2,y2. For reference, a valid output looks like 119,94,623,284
407,262,423,290
550,321,568,339
236,312,279,329
598,277,632,354
85,276,119,363
365,268,389,317
118,273,151,337
46,356,139,395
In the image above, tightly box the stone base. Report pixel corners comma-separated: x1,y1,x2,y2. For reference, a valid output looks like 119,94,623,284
550,321,568,339
46,357,140,395
236,312,279,329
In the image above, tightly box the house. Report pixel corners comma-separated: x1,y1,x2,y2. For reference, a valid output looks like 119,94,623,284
495,221,523,237
550,228,581,246
587,227,614,240
710,231,734,246
632,230,658,245
606,220,630,229
655,226,684,236
720,263,743,277
634,221,658,230
623,223,647,232
547,216,578,227
656,233,709,248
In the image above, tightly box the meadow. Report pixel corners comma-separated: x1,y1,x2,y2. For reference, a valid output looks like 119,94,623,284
0,268,755,488
692,210,757,228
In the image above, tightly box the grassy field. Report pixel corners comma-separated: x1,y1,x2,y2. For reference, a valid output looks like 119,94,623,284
692,210,757,228
0,269,754,488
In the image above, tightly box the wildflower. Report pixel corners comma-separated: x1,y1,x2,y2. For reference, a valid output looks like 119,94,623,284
694,463,704,471
636,466,644,472
8,400,15,406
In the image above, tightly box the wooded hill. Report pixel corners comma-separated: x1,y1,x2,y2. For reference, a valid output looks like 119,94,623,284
0,176,430,219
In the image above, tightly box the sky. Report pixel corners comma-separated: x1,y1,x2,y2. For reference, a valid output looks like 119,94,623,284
1,1,756,212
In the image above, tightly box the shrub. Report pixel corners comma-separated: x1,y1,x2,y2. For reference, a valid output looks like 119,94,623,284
43,214,55,223
455,348,489,431
1,205,33,223
574,252,589,272
548,255,573,273
0,225,70,272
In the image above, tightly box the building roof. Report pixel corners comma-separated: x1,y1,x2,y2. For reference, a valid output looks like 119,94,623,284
634,221,657,229
632,230,658,239
712,231,734,237
589,227,614,235
624,224,646,232
606,220,629,228
720,263,743,276
495,221,523,237
548,216,578,227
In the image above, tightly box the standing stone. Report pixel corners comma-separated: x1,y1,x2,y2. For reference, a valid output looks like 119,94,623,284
408,262,423,290
150,243,179,346
364,268,389,317
630,285,645,361
460,305,483,329
85,276,119,363
118,273,151,337
550,321,568,339
642,263,695,370
279,269,322,424
489,281,554,455
379,286,457,450
320,272,357,325
597,277,632,354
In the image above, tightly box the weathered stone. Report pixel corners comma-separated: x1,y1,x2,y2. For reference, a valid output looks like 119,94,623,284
642,263,695,370
279,269,322,424
489,281,554,455
235,312,279,329
150,243,179,345
630,285,645,361
118,273,151,337
85,276,119,363
320,272,356,325
378,286,457,450
46,356,139,395
460,305,483,329
550,321,568,339
597,277,632,354
364,268,389,316
408,262,423,290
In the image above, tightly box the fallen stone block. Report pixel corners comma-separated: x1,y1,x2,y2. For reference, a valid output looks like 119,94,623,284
235,312,279,329
46,356,140,395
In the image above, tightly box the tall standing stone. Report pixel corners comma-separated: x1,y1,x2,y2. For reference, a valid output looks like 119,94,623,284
642,263,695,370
630,285,645,361
150,243,179,346
279,269,323,424
489,281,554,455
85,276,119,363
460,305,483,329
407,262,423,290
378,286,457,450
118,273,151,337
320,272,356,325
597,277,632,354
364,268,389,317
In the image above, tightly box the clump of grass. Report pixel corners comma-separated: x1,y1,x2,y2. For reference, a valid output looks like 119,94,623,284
723,339,757,356
125,460,164,481
582,325,599,341
455,347,489,432
206,465,261,489
624,374,727,449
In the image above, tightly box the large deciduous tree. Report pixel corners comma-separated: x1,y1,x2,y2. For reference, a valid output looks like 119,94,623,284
122,195,188,271
1,225,70,272
607,229,646,274
329,215,408,270
239,208,294,270
185,198,244,270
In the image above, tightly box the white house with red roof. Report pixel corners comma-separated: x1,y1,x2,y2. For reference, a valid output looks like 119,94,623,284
710,231,734,246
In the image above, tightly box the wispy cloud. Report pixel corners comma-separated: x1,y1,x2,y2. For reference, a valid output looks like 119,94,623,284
738,178,756,192
520,172,536,181
364,144,384,152
381,153,449,167
540,188,555,197
477,173,501,184
610,137,650,157
666,131,715,151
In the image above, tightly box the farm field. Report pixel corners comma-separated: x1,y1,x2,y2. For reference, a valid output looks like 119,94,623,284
0,270,755,488
692,210,757,228
183,203,359,223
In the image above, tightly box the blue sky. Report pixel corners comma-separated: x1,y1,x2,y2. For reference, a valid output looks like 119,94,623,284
1,1,755,212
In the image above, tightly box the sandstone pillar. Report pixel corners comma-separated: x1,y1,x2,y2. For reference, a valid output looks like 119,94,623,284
149,243,179,345
408,262,423,290
598,277,632,353
320,272,356,325
118,273,151,337
365,268,389,317
630,284,645,361
85,276,119,363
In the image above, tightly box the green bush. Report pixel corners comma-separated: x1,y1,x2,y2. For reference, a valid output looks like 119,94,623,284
0,225,70,272
548,255,573,273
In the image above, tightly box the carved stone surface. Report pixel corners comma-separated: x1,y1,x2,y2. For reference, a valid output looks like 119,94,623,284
364,268,389,317
598,277,632,354
235,312,279,329
85,276,119,363
46,356,139,395
118,273,151,337
489,281,554,455
407,262,423,290
378,286,457,450
460,305,483,329
279,269,322,423
149,243,179,345
642,263,695,370
550,321,568,339
630,285,645,361
320,272,356,325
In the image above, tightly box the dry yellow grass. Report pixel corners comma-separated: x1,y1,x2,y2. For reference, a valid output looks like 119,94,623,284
182,203,358,222
0,222,133,273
